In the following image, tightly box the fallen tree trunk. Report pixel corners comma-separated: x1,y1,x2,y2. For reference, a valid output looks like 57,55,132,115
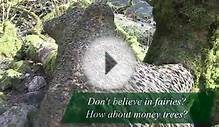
33,1,218,127
144,0,219,89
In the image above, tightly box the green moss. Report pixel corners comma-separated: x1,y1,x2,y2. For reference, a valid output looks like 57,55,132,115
204,27,219,89
115,26,145,60
152,0,175,31
43,51,57,75
25,35,45,45
6,0,23,6
145,0,218,91
0,69,22,91
114,14,152,60
24,34,58,74
0,21,22,59
0,92,6,102
77,0,92,7
24,35,44,60
0,70,4,79
0,92,6,113
25,34,57,59
0,24,3,35
2,21,17,36
10,60,31,73
152,0,213,32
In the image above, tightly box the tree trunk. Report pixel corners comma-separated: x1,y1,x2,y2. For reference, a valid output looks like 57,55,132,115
144,0,219,89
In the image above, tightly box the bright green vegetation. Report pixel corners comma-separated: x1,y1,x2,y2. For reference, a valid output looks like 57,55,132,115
203,27,219,88
0,69,22,91
0,0,94,94
0,21,25,91
0,60,33,91
116,26,145,60
0,21,22,59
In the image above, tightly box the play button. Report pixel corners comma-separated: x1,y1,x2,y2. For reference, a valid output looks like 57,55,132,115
105,52,117,75
82,36,137,90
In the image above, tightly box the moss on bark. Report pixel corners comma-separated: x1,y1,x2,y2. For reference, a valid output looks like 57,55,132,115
144,0,219,89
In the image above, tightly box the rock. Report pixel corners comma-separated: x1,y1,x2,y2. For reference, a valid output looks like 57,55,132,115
0,59,12,85
108,0,130,8
24,34,58,74
115,14,155,60
28,76,47,92
108,0,155,60
12,72,32,93
10,60,32,74
38,47,57,75
0,104,36,127
43,7,84,42
34,3,117,127
0,104,7,115
37,46,55,63
0,69,23,91
25,34,57,60
0,59,12,70
0,60,32,92
0,59,45,92
144,0,218,88
9,91,46,106
35,3,194,127
22,91,46,106
125,0,153,20
0,92,8,115
108,0,153,22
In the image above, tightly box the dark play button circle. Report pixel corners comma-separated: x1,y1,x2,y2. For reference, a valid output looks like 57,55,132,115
105,52,117,75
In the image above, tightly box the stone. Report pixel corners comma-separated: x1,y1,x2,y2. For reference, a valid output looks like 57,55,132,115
0,104,36,127
0,60,32,92
9,91,46,106
23,34,58,75
0,59,12,70
22,91,46,106
11,60,32,74
115,14,155,60
25,34,57,60
28,76,47,92
0,69,23,91
43,7,84,42
125,0,153,20
34,3,118,127
35,3,194,127
108,0,130,7
0,92,8,115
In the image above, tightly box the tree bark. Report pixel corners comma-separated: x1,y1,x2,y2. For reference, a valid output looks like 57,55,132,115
144,0,219,89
